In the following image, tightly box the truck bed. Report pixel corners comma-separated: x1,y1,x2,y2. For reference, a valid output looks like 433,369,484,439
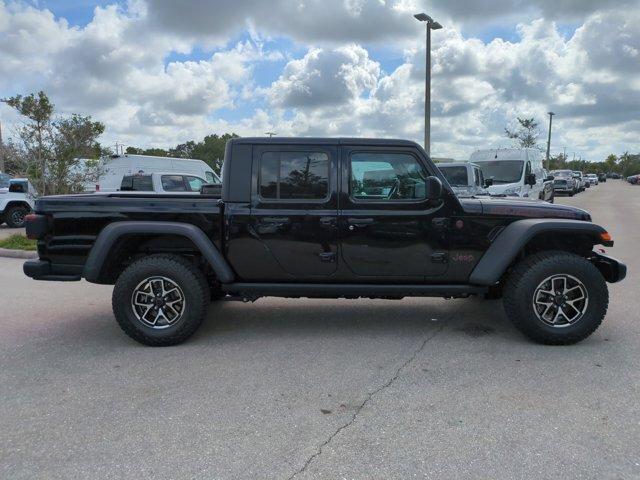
33,193,223,274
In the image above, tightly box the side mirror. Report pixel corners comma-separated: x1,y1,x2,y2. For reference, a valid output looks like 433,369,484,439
546,175,554,181
200,183,222,196
526,173,536,186
426,176,443,200
484,178,494,188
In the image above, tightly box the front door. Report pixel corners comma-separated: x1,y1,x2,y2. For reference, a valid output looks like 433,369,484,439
249,144,339,279
338,147,449,279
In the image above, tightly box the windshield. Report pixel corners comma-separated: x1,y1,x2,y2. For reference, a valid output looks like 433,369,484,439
439,166,468,187
552,170,573,178
474,160,524,184
0,173,10,189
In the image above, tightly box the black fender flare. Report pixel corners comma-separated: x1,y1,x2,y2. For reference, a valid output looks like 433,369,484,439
83,221,235,283
469,219,608,285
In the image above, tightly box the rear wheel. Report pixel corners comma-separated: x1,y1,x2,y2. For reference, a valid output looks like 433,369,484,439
5,205,29,228
112,254,210,346
503,251,608,345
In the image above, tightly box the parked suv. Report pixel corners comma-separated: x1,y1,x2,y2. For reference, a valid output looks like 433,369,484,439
0,178,37,228
551,170,577,196
573,171,588,191
585,174,598,186
24,137,626,346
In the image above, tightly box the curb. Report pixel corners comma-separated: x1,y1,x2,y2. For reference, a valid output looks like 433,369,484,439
0,248,37,259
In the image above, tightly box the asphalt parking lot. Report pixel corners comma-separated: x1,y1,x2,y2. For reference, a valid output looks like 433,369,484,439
0,225,24,240
1,180,639,479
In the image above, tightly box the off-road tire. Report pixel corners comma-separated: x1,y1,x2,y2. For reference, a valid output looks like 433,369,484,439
5,205,29,228
503,250,608,345
112,254,210,346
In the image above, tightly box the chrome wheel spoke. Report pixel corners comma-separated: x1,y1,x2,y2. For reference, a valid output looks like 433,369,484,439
533,274,589,328
131,276,186,329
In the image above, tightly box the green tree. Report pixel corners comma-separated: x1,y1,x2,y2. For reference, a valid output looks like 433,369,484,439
2,91,54,193
126,133,239,175
2,91,105,194
51,114,105,194
505,117,540,148
604,154,618,173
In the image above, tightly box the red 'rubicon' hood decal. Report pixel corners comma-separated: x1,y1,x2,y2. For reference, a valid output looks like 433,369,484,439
473,197,591,221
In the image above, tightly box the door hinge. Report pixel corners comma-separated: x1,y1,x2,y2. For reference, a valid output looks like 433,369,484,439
431,252,448,264
319,252,336,263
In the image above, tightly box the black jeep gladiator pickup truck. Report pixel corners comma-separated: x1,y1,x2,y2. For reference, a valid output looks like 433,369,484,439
23,138,626,346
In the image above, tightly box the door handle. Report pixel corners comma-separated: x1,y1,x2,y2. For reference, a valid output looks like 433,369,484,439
347,217,374,226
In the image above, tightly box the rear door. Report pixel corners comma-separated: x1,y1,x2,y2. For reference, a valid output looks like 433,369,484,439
249,144,339,277
338,146,448,279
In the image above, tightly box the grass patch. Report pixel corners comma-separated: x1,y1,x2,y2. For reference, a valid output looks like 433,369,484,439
0,234,37,251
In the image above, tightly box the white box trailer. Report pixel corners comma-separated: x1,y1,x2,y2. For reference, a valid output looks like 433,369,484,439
83,154,220,193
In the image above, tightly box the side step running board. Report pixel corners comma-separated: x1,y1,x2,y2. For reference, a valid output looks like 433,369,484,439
221,283,487,298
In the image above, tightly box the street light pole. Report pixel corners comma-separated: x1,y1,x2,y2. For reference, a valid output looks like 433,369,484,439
414,13,442,157
545,111,555,170
0,121,4,172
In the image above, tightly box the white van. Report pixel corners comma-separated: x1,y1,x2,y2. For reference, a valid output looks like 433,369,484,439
469,148,549,200
85,154,220,192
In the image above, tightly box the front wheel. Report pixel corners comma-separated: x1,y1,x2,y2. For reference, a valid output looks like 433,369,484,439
112,254,210,346
5,205,29,228
503,251,608,345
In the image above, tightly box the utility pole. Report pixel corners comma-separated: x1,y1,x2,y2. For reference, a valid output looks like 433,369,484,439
0,121,4,172
414,13,442,157
545,111,555,170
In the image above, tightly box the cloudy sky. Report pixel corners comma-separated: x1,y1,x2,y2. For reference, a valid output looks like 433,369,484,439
1,0,639,161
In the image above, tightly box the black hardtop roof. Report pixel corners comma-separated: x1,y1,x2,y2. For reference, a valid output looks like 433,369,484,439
230,137,421,148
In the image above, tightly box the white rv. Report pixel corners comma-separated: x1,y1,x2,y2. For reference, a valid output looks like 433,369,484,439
469,148,549,200
85,154,220,193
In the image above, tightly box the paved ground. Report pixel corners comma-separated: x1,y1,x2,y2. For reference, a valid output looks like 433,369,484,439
0,225,24,240
1,181,639,479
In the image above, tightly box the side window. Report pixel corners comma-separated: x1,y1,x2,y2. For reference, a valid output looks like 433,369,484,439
205,172,216,183
120,175,152,191
440,166,467,187
474,167,483,187
132,176,153,191
185,175,206,192
259,151,329,200
525,161,532,176
161,175,187,192
350,152,427,201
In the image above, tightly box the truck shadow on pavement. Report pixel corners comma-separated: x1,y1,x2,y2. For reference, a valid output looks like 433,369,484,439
188,297,522,345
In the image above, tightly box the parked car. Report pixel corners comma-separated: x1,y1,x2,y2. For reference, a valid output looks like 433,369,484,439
585,174,598,186
627,174,640,185
610,173,622,179
117,172,211,194
539,169,555,202
469,148,549,200
0,178,37,228
83,154,220,193
24,137,626,347
436,162,489,197
572,171,588,191
550,170,577,196
598,173,607,183
0,173,11,193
